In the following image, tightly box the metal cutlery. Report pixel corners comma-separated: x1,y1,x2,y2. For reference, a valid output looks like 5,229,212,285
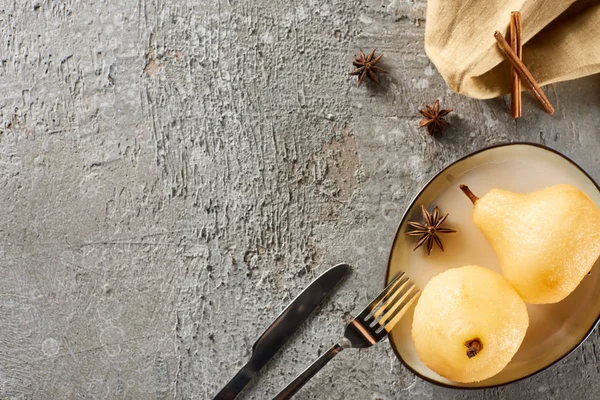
273,271,419,400
212,263,351,400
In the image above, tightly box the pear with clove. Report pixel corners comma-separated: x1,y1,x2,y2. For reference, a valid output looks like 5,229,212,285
460,184,600,304
412,266,528,383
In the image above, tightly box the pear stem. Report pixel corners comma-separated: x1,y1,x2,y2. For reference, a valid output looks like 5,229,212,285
459,184,479,204
466,339,482,358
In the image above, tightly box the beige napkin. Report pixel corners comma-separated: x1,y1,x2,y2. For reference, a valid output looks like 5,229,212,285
425,0,600,99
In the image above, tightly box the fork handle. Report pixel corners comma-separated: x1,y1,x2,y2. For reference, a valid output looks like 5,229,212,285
272,343,344,400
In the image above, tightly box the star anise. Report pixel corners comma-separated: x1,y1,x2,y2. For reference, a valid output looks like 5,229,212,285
418,100,453,135
350,49,386,87
406,205,456,255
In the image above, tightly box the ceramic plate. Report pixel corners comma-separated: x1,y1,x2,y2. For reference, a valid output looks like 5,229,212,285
386,143,600,388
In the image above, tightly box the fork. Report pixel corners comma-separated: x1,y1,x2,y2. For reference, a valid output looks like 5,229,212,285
273,271,419,400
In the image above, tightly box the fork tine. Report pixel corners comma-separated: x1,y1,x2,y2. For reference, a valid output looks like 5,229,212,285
369,279,414,327
363,272,407,320
375,286,419,334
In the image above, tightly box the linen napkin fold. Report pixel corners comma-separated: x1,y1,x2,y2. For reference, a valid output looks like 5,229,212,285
425,0,600,99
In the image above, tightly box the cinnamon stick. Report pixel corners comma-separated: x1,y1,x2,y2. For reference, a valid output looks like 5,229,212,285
510,12,522,118
494,31,554,115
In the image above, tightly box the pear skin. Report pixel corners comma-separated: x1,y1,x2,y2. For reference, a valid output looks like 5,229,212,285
461,184,600,304
412,266,528,383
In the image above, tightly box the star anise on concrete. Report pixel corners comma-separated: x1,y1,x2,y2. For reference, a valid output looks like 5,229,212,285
350,49,386,87
418,100,453,135
406,205,456,255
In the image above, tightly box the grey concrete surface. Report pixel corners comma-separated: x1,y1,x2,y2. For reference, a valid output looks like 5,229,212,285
1,0,600,399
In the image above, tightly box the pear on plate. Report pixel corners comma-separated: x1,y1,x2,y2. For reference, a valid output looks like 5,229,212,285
412,266,528,383
460,183,600,304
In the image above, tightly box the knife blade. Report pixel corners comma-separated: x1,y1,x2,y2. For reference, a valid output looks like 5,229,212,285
212,263,351,400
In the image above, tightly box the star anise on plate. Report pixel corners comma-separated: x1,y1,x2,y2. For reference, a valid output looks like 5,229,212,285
350,49,386,87
418,100,453,135
406,205,456,255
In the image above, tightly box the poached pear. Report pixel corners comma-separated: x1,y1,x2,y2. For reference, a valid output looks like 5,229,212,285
412,266,528,383
460,183,600,304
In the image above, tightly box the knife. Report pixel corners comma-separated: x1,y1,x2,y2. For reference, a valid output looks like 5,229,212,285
212,263,351,400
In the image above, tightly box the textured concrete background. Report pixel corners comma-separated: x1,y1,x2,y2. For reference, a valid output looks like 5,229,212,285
1,0,599,399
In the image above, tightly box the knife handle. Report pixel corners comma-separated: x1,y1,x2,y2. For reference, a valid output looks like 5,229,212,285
272,343,344,400
213,363,256,400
